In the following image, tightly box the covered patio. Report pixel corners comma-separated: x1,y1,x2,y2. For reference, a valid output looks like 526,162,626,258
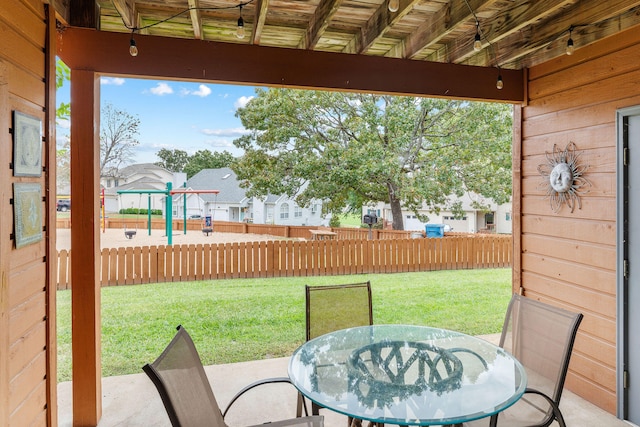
3,0,640,425
56,341,629,427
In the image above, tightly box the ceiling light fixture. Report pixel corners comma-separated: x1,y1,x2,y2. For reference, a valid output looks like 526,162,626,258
473,21,482,51
237,5,245,39
388,0,399,12
566,27,575,55
129,31,138,56
496,68,503,90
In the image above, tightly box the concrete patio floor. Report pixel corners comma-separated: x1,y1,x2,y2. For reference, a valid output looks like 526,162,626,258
58,354,632,427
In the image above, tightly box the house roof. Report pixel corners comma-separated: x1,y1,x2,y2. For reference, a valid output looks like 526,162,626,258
105,176,168,195
58,1,640,73
185,167,247,204
118,163,170,179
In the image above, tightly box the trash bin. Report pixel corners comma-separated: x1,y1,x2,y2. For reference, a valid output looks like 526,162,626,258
425,224,445,238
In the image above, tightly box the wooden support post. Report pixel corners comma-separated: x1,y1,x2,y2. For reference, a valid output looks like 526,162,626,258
45,4,59,425
0,59,10,427
70,70,102,426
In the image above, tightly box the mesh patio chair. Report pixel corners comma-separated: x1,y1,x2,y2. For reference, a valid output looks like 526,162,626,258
305,281,373,341
465,294,583,427
143,325,324,427
300,282,379,427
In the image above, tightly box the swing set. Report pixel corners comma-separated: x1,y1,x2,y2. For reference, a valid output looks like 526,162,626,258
117,182,219,245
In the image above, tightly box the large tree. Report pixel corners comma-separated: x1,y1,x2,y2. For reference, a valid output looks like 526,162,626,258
155,148,190,172
184,149,235,178
100,103,140,172
233,89,512,230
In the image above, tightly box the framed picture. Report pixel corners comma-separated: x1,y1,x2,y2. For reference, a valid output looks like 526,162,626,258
13,110,43,177
13,183,43,248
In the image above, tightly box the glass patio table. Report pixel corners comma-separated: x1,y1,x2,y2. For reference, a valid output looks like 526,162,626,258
288,325,527,426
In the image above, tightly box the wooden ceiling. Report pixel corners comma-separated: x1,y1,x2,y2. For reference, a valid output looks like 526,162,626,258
57,0,640,71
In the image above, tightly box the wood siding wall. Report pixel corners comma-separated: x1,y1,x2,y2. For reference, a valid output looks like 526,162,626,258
522,28,640,414
0,1,55,426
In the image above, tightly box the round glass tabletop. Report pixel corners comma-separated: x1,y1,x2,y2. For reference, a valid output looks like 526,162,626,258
288,324,527,426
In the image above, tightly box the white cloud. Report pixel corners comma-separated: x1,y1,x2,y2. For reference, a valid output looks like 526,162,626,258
234,95,253,109
200,127,248,137
150,82,174,96
206,138,236,150
101,77,125,85
57,118,70,130
180,84,212,97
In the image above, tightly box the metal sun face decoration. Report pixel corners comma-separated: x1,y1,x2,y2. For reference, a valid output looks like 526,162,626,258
537,142,591,213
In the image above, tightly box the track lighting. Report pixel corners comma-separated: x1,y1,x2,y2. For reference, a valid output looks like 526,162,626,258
129,32,138,57
566,27,575,55
388,0,399,12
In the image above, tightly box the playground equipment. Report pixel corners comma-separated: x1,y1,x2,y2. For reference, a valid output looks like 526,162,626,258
122,193,143,239
117,182,219,245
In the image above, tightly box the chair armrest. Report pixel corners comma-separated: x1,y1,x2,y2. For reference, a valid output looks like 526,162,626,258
523,388,566,427
222,376,309,418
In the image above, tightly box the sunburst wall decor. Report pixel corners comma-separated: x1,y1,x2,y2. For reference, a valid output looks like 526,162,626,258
537,142,591,213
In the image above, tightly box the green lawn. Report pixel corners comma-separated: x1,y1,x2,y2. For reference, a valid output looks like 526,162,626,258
57,269,512,382
336,213,364,227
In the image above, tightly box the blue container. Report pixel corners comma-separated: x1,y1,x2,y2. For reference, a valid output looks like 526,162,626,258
425,224,444,238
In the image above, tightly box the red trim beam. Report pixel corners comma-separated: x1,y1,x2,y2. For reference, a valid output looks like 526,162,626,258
57,27,524,103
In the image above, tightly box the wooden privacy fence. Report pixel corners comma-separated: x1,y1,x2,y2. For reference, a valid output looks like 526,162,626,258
58,218,427,240
56,235,512,289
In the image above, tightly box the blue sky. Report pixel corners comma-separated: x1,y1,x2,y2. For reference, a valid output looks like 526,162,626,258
57,77,260,164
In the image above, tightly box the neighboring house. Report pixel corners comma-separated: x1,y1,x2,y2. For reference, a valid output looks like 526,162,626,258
101,163,186,214
364,194,512,234
174,168,327,226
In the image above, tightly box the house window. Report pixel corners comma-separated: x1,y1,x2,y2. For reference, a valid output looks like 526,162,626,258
107,179,112,187
294,206,303,218
506,212,512,221
280,203,290,219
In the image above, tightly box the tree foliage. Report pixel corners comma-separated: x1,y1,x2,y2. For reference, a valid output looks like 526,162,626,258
184,150,235,178
155,148,235,178
233,88,512,230
56,59,71,190
100,103,140,173
155,148,190,172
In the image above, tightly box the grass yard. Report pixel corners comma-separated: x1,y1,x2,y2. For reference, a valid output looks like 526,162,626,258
336,213,365,227
57,268,512,382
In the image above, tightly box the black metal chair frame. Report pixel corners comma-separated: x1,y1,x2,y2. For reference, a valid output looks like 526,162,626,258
143,325,321,427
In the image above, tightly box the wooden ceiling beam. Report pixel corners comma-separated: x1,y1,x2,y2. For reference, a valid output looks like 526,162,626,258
440,0,577,65
68,0,100,28
464,0,640,68
112,0,137,30
187,0,203,39
403,0,496,60
305,0,344,49
251,0,269,44
57,26,524,103
352,0,418,55
507,4,640,69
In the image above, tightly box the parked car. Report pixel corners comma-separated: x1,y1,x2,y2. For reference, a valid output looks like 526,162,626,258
56,199,71,212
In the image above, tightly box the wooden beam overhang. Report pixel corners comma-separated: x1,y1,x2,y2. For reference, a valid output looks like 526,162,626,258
187,0,203,39
402,0,496,60
57,26,524,103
